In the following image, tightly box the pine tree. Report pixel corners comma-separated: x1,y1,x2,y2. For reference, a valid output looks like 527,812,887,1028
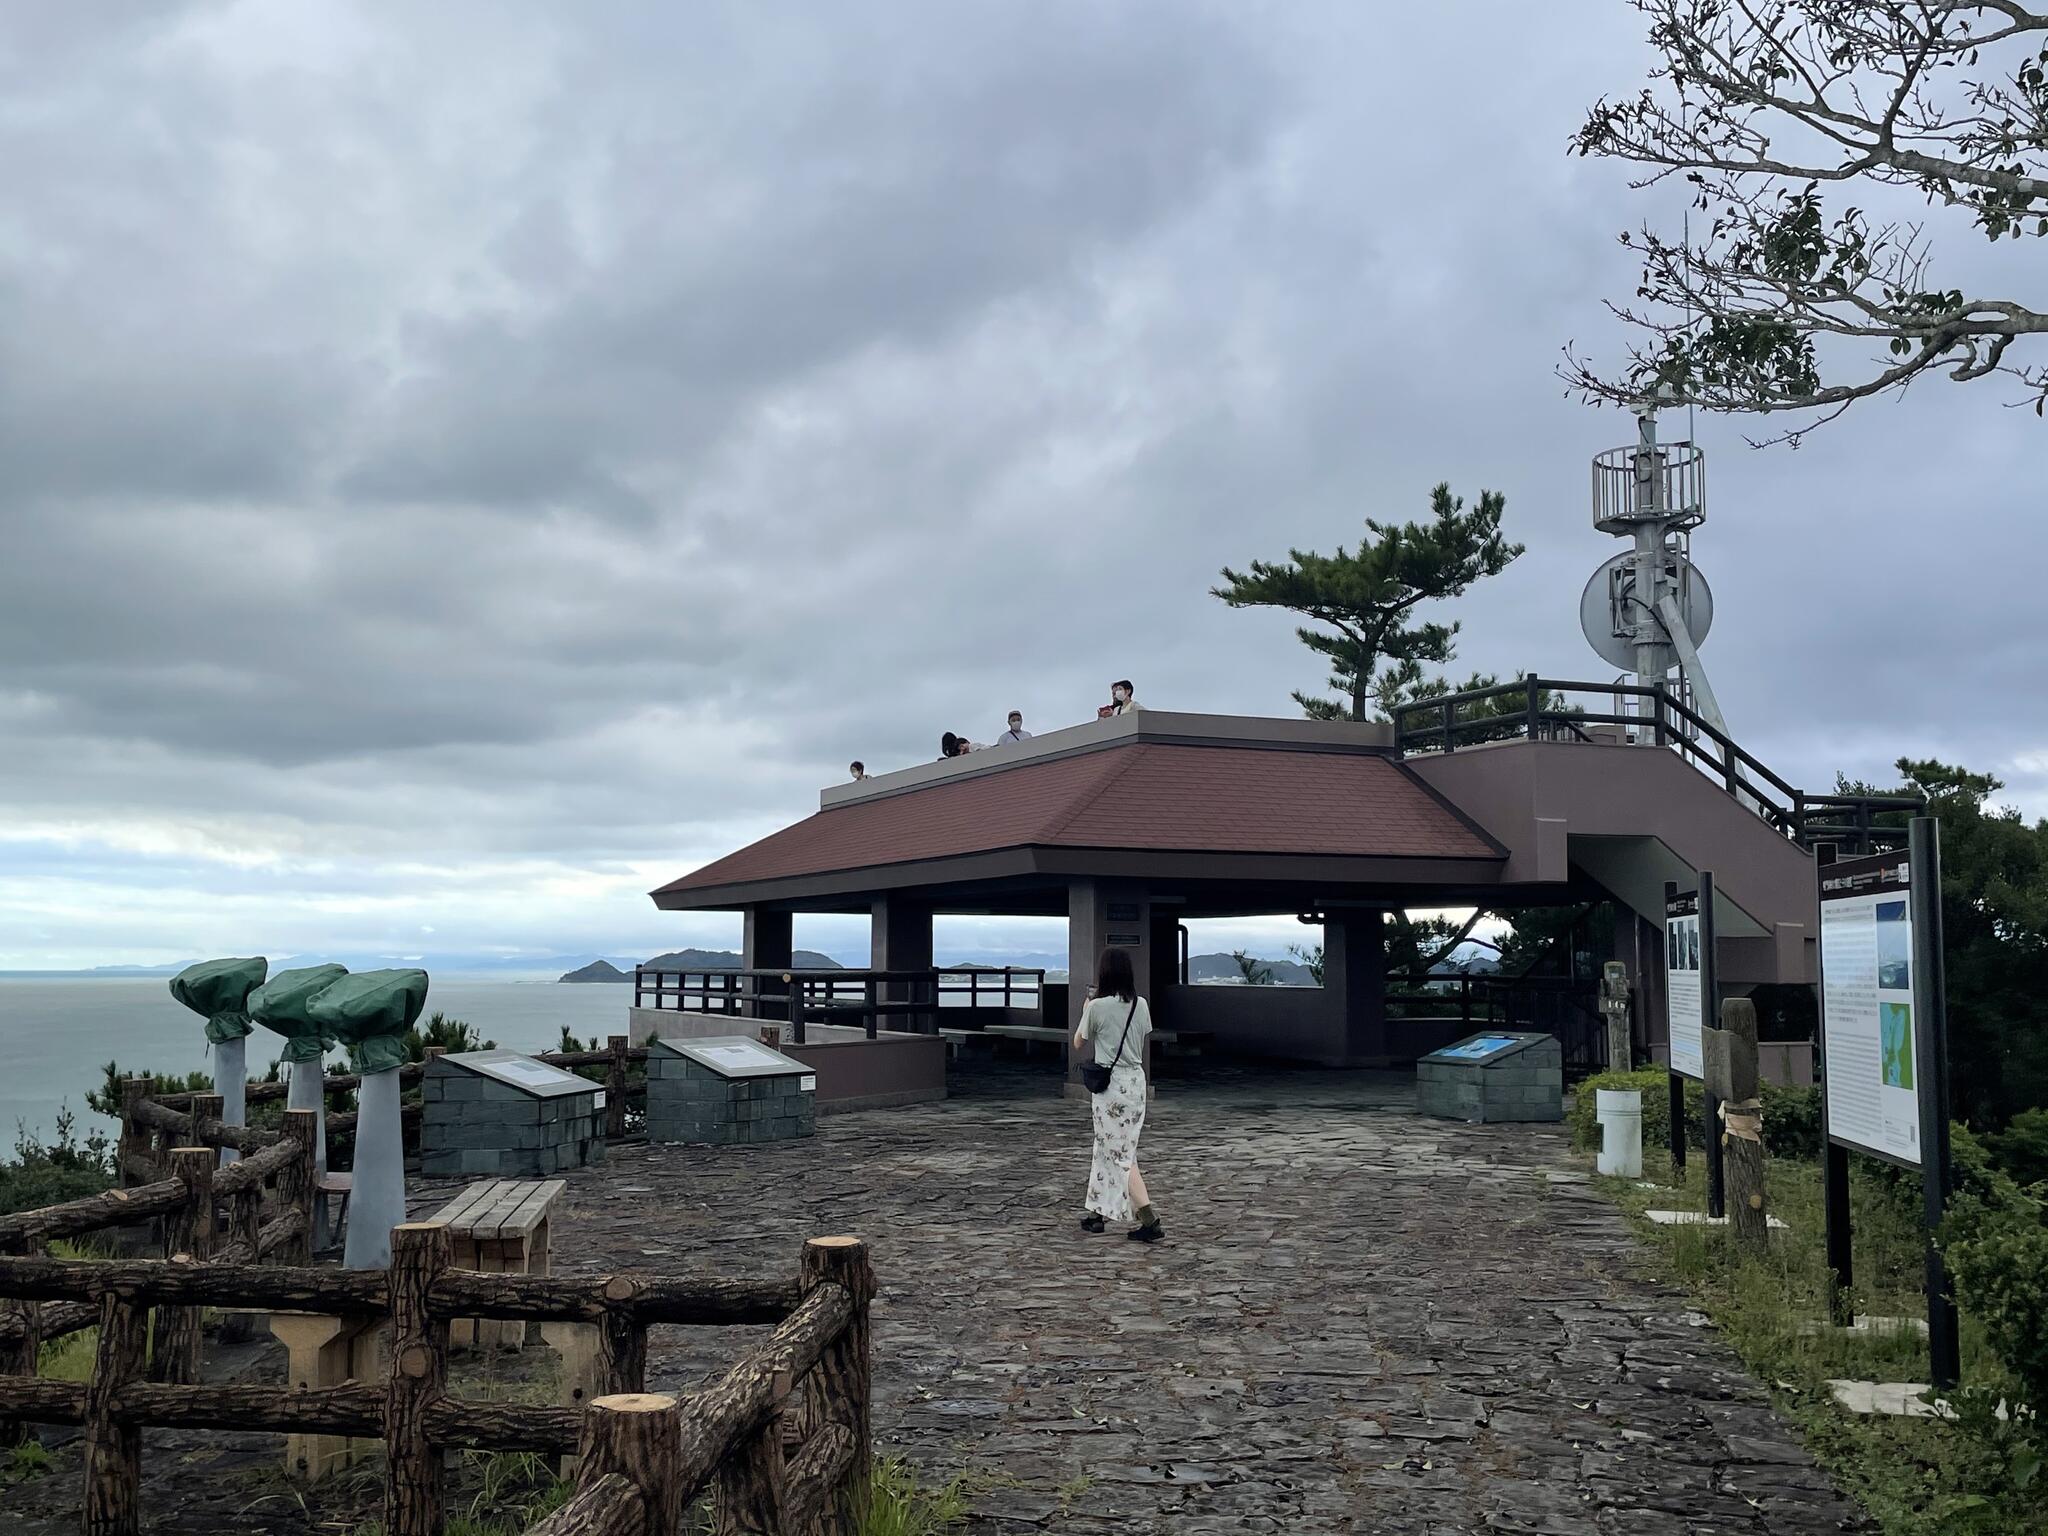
1212,483,1521,721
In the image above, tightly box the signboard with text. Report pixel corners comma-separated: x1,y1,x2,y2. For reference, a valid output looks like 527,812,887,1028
1819,852,1922,1166
1664,888,1704,1079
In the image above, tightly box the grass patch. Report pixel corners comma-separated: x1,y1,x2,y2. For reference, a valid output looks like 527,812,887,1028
858,1455,977,1536
1591,1149,2040,1534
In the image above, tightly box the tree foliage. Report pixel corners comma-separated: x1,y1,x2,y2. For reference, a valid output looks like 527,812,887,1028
1570,1,2048,441
1212,484,1521,721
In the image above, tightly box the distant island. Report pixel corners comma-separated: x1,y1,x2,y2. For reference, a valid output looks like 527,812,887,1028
560,949,843,983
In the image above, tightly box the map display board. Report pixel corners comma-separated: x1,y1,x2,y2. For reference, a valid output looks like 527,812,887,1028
1664,888,1704,1079
1819,852,1922,1165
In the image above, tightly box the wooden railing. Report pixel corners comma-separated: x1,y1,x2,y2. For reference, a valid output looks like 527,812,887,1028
1390,674,1922,856
633,966,1046,1043
0,1229,874,1536
0,1107,318,1413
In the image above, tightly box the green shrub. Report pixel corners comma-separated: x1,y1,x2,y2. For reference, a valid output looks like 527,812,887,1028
1943,1146,2048,1481
1569,1069,1824,1164
0,1109,114,1216
1985,1108,2048,1190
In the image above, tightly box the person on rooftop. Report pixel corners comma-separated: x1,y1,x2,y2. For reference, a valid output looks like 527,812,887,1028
849,761,867,781
998,711,1031,745
1097,679,1143,719
939,732,984,759
1074,945,1162,1242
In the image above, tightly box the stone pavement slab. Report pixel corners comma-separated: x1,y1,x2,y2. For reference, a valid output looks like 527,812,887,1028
483,1063,1869,1535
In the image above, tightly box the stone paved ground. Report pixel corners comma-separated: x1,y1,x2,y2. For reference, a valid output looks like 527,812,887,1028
534,1062,1869,1536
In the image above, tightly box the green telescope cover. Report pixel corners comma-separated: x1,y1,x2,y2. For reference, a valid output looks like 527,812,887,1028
169,956,268,1044
307,969,428,1075
248,964,348,1063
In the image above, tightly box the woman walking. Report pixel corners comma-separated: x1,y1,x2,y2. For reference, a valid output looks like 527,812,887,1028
1074,946,1163,1242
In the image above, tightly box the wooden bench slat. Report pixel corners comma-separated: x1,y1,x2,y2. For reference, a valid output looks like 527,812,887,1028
501,1180,567,1240
428,1179,506,1232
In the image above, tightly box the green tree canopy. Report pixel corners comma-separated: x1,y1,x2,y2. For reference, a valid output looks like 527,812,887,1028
1212,483,1521,721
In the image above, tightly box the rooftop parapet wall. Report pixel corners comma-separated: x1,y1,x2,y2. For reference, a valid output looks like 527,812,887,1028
824,710,1395,810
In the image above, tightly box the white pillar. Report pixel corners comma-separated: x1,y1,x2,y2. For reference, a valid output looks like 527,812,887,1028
342,1067,406,1270
215,1035,247,1168
286,1058,328,1178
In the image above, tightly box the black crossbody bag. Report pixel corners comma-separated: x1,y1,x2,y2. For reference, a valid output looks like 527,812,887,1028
1080,997,1139,1094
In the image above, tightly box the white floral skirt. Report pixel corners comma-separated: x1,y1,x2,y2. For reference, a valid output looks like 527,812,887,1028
1084,1064,1147,1221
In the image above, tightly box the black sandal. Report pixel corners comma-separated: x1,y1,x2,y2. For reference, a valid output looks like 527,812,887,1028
1080,1214,1106,1233
1127,1219,1164,1243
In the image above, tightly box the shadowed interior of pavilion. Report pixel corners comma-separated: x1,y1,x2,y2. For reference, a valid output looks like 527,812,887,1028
637,681,1914,1107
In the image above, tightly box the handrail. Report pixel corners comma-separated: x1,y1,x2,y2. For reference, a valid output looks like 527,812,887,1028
1392,674,1921,855
0,1231,876,1536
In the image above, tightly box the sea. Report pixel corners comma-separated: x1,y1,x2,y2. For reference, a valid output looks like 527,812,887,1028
0,977,638,1152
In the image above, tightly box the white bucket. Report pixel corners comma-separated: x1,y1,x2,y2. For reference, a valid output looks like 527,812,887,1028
1595,1088,1644,1178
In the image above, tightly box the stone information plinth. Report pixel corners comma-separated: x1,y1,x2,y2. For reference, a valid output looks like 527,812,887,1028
1416,1031,1563,1123
645,1035,816,1145
422,1050,607,1178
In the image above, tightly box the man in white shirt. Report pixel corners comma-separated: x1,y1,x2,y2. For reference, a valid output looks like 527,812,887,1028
999,711,1032,745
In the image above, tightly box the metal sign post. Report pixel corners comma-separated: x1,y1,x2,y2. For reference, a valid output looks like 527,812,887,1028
1816,817,1959,1388
1699,871,1724,1220
1663,875,1721,1210
1910,819,1961,1388
1815,845,1856,1326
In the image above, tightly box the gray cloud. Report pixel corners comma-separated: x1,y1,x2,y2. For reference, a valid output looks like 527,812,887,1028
2,1,2041,967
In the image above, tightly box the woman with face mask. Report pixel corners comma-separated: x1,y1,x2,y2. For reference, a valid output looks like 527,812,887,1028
1096,679,1142,719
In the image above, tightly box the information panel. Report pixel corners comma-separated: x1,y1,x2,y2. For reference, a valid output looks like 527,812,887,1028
1820,852,1922,1165
1664,888,1703,1079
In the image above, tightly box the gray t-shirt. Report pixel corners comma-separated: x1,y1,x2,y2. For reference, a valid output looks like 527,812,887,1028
1080,993,1152,1069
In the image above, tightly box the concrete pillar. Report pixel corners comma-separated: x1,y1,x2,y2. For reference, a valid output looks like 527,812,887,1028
1147,908,1182,1016
1323,909,1388,1066
743,908,794,1024
1066,880,1155,1096
871,896,934,1032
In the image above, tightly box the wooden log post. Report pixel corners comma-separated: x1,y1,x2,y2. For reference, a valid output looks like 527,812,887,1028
278,1110,318,1267
386,1222,452,1536
597,1277,648,1395
0,1238,36,1451
186,1092,223,1152
115,1079,152,1191
799,1237,874,1536
606,1036,629,1140
83,1289,149,1536
576,1394,683,1536
1711,998,1769,1253
715,1403,787,1536
152,1148,215,1384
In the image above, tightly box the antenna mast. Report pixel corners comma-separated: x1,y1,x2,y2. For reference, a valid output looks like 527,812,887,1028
1584,391,1728,739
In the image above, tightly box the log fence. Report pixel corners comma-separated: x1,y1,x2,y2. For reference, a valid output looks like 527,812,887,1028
0,1228,874,1536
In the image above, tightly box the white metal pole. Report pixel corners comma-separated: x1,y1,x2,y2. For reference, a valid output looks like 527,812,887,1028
342,1066,406,1270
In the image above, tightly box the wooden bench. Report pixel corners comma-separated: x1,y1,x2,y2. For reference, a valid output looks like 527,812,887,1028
428,1178,567,1351
936,1027,999,1060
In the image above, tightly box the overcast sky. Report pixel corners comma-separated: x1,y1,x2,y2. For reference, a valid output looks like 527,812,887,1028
2,1,2041,973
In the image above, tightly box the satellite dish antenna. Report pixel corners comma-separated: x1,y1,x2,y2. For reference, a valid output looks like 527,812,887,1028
1584,396,1731,738
1578,551,1713,673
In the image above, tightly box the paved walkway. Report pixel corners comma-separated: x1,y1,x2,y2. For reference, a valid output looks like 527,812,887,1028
543,1063,1867,1535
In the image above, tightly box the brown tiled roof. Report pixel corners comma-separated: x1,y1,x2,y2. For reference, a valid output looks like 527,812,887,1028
653,743,1497,897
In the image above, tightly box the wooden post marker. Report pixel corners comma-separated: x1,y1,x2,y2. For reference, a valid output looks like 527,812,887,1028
800,1236,874,1536
83,1289,149,1536
0,1237,36,1451
598,1275,648,1395
116,1079,151,1191
386,1222,452,1536
153,1147,215,1383
1704,997,1768,1252
606,1036,630,1140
